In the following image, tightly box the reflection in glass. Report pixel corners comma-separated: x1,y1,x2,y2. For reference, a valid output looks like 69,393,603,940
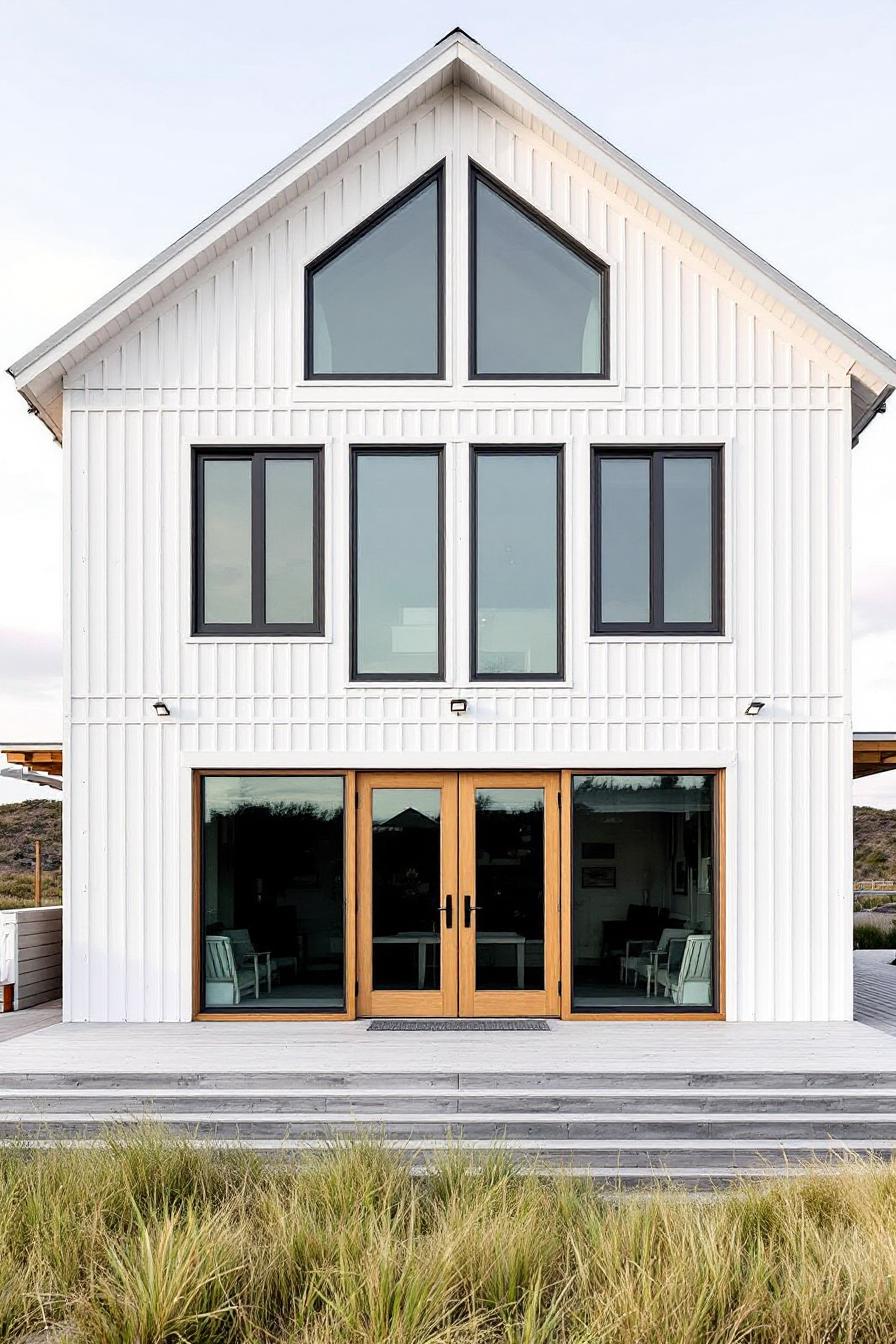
663,457,713,624
571,775,714,1013
474,788,545,991
372,789,441,991
599,457,650,625
474,452,560,677
354,452,440,677
474,177,603,376
265,458,315,625
201,776,344,1011
311,178,440,376
203,459,251,624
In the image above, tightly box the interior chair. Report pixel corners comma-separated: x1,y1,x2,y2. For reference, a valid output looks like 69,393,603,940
621,926,692,995
654,933,712,1005
221,928,272,996
204,935,257,1007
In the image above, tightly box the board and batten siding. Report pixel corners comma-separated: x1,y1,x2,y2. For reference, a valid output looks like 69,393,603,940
60,84,853,1022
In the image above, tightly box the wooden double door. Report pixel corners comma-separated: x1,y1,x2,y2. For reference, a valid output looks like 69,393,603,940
357,772,560,1017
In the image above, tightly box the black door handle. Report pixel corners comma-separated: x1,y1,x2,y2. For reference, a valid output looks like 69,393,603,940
438,894,452,929
464,894,478,927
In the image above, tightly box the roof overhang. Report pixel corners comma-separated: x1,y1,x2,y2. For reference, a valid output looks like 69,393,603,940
854,734,896,780
0,743,63,791
10,29,896,443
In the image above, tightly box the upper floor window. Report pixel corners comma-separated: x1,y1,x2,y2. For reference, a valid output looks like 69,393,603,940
470,166,608,379
193,448,323,636
471,447,564,679
305,165,444,380
592,447,722,635
351,448,444,680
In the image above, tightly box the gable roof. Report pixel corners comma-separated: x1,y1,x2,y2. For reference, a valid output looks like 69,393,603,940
10,28,896,441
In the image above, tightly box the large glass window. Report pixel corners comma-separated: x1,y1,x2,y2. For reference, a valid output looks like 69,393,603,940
592,448,721,633
472,448,563,679
201,775,345,1013
306,166,443,379
571,774,716,1013
470,167,607,378
351,449,443,680
194,448,323,635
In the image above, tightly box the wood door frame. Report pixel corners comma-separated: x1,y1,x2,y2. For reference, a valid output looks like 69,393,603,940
356,771,459,1017
192,768,356,1022
559,766,726,1021
458,770,561,1018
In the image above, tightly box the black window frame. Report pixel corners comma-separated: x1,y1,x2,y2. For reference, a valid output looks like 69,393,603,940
591,446,723,636
468,162,610,382
304,161,446,382
470,445,566,683
193,446,325,637
350,445,446,683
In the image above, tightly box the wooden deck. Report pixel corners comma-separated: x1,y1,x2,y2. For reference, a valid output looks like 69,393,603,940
1,1017,895,1076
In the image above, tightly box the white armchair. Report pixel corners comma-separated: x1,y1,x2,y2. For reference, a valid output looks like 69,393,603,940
654,933,712,1005
221,928,272,997
204,935,258,1006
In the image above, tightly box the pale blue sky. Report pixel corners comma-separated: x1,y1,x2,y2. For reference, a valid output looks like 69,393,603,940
1,0,895,801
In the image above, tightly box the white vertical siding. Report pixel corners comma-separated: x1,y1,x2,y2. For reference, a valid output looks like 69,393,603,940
61,84,853,1022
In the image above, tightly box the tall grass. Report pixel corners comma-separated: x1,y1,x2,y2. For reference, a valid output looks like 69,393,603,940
853,918,896,949
2,1130,896,1341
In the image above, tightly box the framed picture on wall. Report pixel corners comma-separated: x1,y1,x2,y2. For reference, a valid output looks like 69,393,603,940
581,841,615,860
673,859,687,895
582,865,616,889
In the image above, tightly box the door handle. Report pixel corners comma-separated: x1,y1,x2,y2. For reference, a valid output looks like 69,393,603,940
464,894,478,928
438,894,453,929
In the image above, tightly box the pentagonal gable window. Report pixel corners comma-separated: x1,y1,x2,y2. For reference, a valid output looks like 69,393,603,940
306,165,443,379
470,166,608,379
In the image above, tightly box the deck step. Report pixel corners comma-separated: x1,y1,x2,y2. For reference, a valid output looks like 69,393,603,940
5,1087,896,1114
3,1070,896,1091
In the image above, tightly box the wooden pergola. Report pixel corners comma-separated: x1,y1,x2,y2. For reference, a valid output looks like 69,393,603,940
0,743,63,789
853,734,896,779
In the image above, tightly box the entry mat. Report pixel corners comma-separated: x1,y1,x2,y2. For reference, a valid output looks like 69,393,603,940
367,1019,550,1032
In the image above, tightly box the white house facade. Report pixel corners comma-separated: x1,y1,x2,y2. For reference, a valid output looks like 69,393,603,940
11,31,896,1025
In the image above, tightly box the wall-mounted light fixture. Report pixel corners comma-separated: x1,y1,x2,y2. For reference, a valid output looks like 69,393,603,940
152,700,171,718
745,700,765,717
450,699,468,715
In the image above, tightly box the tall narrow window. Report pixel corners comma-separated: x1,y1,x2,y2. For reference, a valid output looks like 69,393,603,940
472,448,564,680
470,166,608,379
592,448,721,634
351,448,443,680
194,448,323,635
306,165,444,379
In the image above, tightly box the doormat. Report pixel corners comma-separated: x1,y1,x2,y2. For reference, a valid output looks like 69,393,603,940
367,1019,550,1031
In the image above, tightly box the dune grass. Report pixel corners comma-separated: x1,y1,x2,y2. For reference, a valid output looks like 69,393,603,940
2,1130,896,1341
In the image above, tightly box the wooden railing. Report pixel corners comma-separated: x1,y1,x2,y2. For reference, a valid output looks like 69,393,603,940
854,879,896,891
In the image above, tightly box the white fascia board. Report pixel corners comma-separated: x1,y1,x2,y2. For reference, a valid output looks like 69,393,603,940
8,40,460,391
460,40,896,388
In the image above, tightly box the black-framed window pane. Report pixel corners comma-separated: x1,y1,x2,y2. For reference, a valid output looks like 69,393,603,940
474,176,603,377
571,773,715,1013
265,458,315,625
203,459,252,624
474,452,561,678
663,457,713,625
201,775,345,1013
354,452,441,678
599,457,650,625
310,178,440,377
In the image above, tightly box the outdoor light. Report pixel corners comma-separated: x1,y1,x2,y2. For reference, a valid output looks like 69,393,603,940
152,700,171,718
745,700,765,717
450,699,468,715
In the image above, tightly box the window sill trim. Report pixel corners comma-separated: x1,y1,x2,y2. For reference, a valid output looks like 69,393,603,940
588,634,732,645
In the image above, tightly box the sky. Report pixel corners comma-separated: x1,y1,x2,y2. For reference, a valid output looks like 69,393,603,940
1,0,895,804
